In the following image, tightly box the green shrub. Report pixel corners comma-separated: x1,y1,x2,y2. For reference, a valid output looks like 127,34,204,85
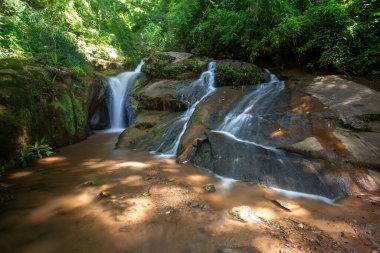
215,63,264,87
15,138,53,168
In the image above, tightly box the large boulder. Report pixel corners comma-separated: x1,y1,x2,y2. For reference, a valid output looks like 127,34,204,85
87,76,110,130
133,79,197,112
215,60,264,87
191,130,366,198
142,52,209,80
300,75,380,132
116,111,183,152
285,73,380,170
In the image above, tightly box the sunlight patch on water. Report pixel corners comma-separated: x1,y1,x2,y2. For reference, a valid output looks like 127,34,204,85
9,171,34,179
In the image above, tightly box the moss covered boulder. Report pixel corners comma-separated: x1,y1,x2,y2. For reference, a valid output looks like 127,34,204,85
0,58,89,160
116,111,182,151
142,52,209,80
215,60,264,87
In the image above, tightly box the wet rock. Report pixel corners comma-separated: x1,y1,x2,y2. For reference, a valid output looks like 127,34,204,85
80,181,94,187
280,137,325,159
271,199,300,212
203,184,216,193
217,247,257,253
188,201,210,210
135,79,193,112
116,111,183,151
194,130,352,199
87,76,110,130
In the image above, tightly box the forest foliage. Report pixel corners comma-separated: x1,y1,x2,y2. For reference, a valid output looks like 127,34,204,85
1,0,379,77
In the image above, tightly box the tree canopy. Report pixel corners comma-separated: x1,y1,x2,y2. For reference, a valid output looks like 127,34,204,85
1,0,379,78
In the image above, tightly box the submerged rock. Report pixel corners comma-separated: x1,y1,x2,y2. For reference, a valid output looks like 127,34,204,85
203,184,216,193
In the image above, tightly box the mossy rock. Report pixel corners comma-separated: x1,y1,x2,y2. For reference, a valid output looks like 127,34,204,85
215,60,264,87
0,58,89,160
142,52,209,80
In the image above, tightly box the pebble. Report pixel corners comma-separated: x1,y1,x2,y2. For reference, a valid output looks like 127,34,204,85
203,184,216,193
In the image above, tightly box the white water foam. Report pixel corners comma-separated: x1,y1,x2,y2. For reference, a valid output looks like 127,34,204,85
270,187,339,205
108,60,144,129
154,62,216,158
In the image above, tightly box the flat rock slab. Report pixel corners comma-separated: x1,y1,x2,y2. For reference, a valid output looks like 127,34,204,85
281,137,325,159
302,75,380,130
334,127,380,171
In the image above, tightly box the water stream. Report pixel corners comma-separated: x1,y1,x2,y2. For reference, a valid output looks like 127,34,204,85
107,61,144,130
153,62,216,157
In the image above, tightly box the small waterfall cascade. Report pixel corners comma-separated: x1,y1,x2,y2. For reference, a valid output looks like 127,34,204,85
155,62,216,157
108,60,144,129
216,69,285,144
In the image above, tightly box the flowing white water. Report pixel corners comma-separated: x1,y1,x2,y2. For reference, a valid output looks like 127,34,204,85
155,62,216,158
217,70,285,138
212,69,341,203
108,61,144,129
270,187,339,205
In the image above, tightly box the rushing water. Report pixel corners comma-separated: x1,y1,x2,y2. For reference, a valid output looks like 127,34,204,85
217,69,285,142
108,61,144,129
153,62,216,157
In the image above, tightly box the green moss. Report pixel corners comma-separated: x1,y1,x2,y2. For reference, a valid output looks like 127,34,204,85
72,95,86,134
142,52,209,80
215,63,264,87
359,113,380,122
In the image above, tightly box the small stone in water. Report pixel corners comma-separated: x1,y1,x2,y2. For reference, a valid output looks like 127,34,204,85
98,191,111,198
203,184,216,193
80,181,94,187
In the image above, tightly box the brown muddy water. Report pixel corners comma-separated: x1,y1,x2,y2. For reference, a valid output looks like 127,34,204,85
0,131,379,253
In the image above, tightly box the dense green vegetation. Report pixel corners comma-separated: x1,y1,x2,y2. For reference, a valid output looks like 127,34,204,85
1,0,379,77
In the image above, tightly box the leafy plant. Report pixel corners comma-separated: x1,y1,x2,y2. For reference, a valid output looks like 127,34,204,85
15,138,53,168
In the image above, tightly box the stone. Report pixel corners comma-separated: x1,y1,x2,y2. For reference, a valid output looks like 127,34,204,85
280,137,325,159
80,181,94,187
188,201,211,210
203,184,216,193
300,75,380,133
334,128,380,171
271,199,300,212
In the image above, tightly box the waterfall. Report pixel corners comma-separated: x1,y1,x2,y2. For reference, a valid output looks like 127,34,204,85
108,61,144,129
155,62,216,157
217,69,285,143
